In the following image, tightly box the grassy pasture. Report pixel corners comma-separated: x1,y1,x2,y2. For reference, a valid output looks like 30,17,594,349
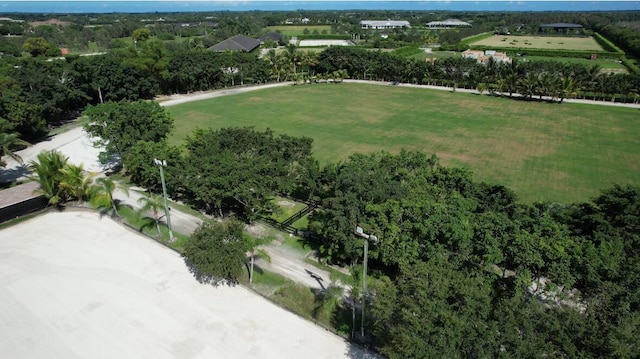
519,55,627,71
166,83,640,203
265,25,332,37
471,35,605,51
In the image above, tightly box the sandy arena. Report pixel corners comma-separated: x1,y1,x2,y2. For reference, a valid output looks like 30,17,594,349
0,211,374,359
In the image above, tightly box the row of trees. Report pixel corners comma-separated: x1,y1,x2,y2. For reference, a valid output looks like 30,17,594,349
314,46,640,102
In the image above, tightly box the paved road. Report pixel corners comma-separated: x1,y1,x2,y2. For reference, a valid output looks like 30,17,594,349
114,187,204,236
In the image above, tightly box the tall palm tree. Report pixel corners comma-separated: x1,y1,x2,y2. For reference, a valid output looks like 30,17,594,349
517,72,538,100
29,150,69,207
59,163,96,205
136,193,165,237
285,44,303,77
265,49,288,82
558,76,576,104
90,177,129,218
245,235,272,284
0,130,30,167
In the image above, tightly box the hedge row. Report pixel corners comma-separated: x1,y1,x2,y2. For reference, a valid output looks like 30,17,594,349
460,32,494,45
297,34,351,40
593,32,625,53
392,46,423,57
621,58,640,75
467,46,624,60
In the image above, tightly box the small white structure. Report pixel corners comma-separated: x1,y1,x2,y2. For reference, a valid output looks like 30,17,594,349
462,49,512,64
298,39,354,47
427,19,471,28
360,20,410,29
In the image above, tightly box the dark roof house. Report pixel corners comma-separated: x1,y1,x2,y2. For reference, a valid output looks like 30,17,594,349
538,23,584,34
209,34,261,52
259,32,282,44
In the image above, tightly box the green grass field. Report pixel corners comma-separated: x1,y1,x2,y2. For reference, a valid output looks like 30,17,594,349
166,83,640,203
265,25,332,37
519,55,627,70
472,35,605,51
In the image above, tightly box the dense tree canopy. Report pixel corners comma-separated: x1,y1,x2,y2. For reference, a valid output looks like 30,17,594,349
183,220,247,286
307,150,640,357
83,100,174,165
180,127,317,221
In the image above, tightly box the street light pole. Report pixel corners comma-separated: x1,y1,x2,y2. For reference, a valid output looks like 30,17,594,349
154,158,174,242
355,225,377,340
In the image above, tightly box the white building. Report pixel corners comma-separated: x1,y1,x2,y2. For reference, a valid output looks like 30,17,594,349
427,19,471,28
462,49,512,64
360,20,410,30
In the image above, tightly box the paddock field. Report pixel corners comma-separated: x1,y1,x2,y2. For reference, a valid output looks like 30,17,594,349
265,25,332,37
166,83,640,203
471,35,605,51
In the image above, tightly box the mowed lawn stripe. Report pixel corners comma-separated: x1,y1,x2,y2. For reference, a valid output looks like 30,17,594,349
166,83,640,203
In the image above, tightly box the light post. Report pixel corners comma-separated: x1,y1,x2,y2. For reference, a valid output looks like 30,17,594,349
355,225,378,339
154,158,174,242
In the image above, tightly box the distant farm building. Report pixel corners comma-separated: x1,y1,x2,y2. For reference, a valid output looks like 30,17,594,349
538,23,584,35
208,34,260,52
360,20,410,30
427,19,471,28
259,32,283,44
462,49,512,64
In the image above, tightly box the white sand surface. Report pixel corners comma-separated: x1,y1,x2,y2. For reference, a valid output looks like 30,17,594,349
0,211,375,359
0,127,104,183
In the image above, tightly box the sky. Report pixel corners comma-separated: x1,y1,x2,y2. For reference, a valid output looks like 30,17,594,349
0,1,638,13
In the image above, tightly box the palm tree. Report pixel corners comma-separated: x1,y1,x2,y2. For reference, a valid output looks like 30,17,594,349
265,50,288,82
245,235,273,284
90,177,129,218
558,76,576,103
136,193,165,237
285,44,303,77
0,130,30,167
59,163,96,205
517,72,538,100
29,150,69,207
476,82,487,95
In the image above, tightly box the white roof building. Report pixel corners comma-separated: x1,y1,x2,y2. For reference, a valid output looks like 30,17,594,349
427,19,471,28
360,20,410,29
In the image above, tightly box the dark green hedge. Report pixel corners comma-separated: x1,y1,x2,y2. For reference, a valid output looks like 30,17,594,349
593,32,625,53
392,46,423,57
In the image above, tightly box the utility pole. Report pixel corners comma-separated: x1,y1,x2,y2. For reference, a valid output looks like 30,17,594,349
154,158,174,242
355,225,378,340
